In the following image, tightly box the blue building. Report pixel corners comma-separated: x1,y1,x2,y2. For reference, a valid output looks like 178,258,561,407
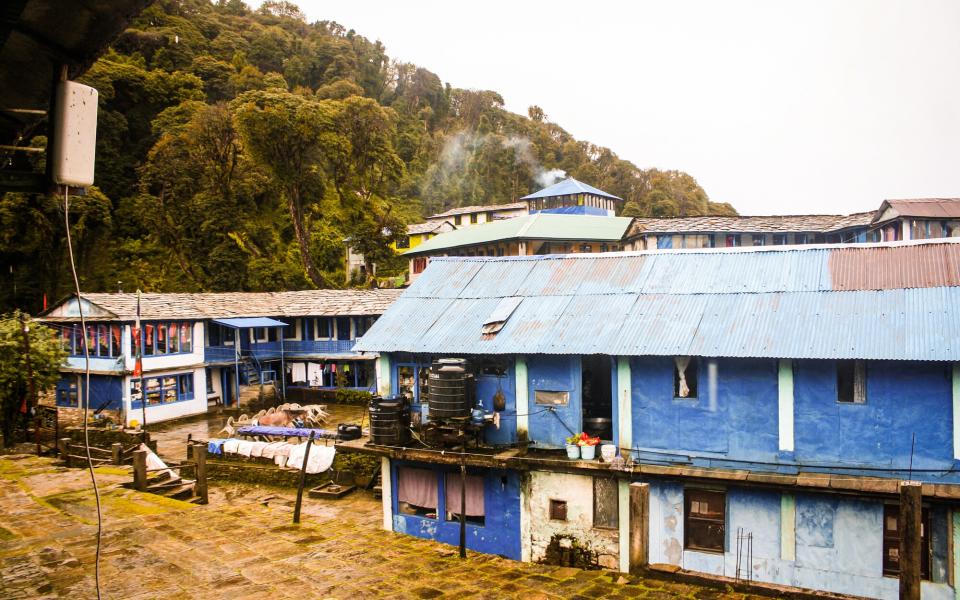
353,239,960,598
40,289,400,425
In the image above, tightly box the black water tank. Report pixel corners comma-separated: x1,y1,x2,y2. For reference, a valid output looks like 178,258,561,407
428,358,472,420
369,395,408,445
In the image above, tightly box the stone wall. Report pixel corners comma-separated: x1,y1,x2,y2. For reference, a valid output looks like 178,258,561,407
526,470,619,570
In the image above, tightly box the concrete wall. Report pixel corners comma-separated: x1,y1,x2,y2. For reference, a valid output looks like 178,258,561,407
526,470,620,569
390,460,521,560
647,481,954,600
124,367,207,427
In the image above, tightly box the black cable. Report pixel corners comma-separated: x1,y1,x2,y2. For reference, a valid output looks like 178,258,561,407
64,188,103,600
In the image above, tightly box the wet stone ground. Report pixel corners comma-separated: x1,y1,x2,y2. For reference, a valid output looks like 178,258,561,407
0,434,767,598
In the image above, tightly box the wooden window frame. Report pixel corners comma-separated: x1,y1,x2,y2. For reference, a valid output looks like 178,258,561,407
684,488,726,554
837,359,867,404
882,504,930,579
549,499,568,521
593,477,619,530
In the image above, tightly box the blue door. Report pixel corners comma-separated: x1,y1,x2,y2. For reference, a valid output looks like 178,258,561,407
476,362,517,446
527,356,581,449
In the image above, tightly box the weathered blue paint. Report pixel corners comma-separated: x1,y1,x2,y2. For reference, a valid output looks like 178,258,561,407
794,360,954,472
527,355,581,448
390,460,521,560
646,481,955,600
475,364,517,446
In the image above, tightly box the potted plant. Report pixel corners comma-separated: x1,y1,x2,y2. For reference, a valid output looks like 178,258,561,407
565,434,581,459
577,432,601,460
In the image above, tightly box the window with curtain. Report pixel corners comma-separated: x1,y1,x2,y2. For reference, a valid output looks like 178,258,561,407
397,467,437,518
674,357,698,399
445,473,485,526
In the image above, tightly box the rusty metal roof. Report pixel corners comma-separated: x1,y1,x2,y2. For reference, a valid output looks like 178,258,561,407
874,198,960,222
355,239,960,361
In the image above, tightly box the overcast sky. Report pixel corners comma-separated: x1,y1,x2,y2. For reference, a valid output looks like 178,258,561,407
258,1,960,215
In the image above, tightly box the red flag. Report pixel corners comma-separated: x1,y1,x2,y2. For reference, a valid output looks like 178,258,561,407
42,294,47,311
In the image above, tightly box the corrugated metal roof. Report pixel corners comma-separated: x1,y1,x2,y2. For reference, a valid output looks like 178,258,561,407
878,198,960,220
355,239,960,361
520,177,623,201
403,213,632,256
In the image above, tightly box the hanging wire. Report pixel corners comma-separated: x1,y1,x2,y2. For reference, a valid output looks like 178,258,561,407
64,187,103,600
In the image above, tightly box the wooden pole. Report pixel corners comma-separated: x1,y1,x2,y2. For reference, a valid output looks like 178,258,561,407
111,443,122,465
459,443,467,559
133,449,147,492
293,432,315,524
20,316,36,443
194,443,208,505
629,482,650,572
899,480,922,600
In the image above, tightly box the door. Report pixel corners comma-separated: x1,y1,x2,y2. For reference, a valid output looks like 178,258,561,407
527,356,581,449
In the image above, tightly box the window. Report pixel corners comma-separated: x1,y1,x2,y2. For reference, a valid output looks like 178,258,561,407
398,366,415,402
56,378,79,408
130,373,195,408
534,390,569,406
413,257,428,274
178,373,194,400
354,316,373,337
773,234,788,245
882,504,930,578
280,318,298,340
445,473,485,526
315,317,332,339
336,317,352,341
752,234,766,246
550,499,568,521
684,489,725,553
580,244,592,253
725,235,741,247
205,368,215,394
593,477,619,529
397,467,438,518
470,213,478,224
132,322,192,356
837,360,866,404
795,234,809,245
454,215,462,226
63,323,124,357
674,357,698,399
396,236,410,249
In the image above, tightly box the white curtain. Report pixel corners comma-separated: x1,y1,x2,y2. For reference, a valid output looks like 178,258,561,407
675,356,691,398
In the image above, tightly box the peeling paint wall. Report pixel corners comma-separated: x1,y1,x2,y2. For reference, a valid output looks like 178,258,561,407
646,481,954,600
527,471,619,570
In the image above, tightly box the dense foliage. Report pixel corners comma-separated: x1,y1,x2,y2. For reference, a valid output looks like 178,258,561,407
0,313,66,446
0,0,735,311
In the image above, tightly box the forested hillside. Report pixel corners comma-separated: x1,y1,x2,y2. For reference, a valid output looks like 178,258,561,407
1,0,736,311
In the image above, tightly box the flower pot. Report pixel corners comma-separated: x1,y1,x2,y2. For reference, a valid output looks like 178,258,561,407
565,444,580,460
600,444,616,462
580,445,596,460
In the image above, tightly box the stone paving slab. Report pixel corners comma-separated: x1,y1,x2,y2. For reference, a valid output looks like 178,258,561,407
0,455,768,599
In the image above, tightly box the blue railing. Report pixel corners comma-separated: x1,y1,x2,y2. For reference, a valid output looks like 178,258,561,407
204,340,357,363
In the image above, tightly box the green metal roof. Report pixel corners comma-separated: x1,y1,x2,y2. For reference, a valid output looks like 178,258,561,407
404,213,632,256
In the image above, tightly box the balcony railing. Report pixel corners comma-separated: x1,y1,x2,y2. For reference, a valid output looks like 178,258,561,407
204,339,357,363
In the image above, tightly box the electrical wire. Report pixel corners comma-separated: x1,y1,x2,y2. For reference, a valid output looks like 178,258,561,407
64,187,103,600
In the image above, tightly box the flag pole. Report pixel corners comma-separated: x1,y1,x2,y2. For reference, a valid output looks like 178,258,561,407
135,290,146,442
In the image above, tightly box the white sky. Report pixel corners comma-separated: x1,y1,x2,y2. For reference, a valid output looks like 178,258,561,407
257,0,960,215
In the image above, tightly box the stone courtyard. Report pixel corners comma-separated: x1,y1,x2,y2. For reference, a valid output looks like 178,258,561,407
0,451,770,599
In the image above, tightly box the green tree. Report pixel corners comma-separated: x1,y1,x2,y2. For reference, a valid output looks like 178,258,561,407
0,313,65,446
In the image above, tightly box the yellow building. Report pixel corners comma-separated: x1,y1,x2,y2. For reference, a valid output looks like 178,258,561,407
391,220,457,252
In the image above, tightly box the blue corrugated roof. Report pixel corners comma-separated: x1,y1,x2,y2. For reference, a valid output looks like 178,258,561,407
520,177,623,201
354,240,960,361
213,317,288,328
